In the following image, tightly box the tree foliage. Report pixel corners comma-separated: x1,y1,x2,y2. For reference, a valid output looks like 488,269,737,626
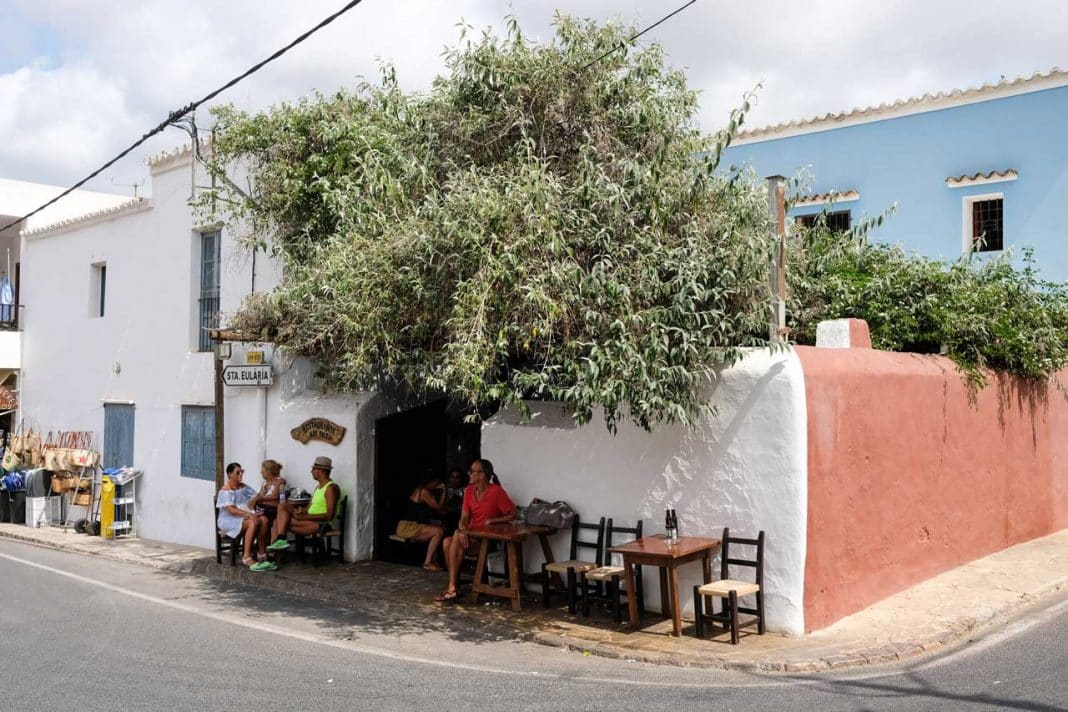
200,15,775,430
788,216,1068,392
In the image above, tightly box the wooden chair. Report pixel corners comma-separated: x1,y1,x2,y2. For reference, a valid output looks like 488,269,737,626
295,495,348,566
213,495,243,566
541,515,605,614
580,518,645,623
692,528,765,644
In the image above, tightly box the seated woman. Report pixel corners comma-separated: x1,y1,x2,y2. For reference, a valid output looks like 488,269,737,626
435,459,516,603
395,479,446,571
216,462,272,570
248,459,286,528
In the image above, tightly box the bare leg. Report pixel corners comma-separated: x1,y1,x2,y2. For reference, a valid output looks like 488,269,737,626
241,518,258,563
255,516,270,556
417,525,444,569
273,507,292,542
287,520,320,537
446,536,468,594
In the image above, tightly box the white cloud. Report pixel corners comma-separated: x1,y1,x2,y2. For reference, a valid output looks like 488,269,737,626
0,62,143,185
2,0,1067,194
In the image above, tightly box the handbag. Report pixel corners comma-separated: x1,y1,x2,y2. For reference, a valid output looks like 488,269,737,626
68,449,100,468
524,498,577,529
1,448,21,472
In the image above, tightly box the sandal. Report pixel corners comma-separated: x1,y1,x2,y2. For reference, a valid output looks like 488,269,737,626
434,590,459,603
423,563,443,572
242,557,256,567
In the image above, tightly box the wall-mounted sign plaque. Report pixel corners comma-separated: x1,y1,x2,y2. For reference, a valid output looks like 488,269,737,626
223,365,273,387
290,418,346,446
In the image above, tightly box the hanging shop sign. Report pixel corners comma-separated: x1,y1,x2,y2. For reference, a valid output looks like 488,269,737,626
290,417,346,445
222,364,273,387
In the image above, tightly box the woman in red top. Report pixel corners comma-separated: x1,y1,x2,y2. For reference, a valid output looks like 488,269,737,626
435,459,516,603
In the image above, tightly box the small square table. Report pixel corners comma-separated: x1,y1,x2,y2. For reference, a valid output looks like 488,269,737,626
608,534,721,637
467,523,557,611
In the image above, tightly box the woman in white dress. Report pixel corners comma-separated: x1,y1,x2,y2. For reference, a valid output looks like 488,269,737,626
216,462,272,569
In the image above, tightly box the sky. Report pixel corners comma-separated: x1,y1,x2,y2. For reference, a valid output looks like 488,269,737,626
2,0,1067,196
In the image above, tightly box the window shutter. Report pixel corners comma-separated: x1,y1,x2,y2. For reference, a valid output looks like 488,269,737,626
200,408,215,481
181,405,216,480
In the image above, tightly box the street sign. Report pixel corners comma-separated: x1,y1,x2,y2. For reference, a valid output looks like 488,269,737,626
222,364,273,387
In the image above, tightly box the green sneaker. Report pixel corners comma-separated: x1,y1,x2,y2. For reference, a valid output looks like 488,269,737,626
250,560,277,572
267,539,290,551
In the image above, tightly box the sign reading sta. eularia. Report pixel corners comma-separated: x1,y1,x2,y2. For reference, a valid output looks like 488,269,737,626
290,418,346,446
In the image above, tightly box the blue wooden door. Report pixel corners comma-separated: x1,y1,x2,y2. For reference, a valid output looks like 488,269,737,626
103,403,135,469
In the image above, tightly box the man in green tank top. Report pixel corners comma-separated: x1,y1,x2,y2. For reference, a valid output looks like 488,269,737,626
266,456,341,555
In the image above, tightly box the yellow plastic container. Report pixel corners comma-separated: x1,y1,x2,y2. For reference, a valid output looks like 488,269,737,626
99,475,115,539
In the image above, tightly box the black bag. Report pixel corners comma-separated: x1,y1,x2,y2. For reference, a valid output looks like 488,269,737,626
525,498,576,529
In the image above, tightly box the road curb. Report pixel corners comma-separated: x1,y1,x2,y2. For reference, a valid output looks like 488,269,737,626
4,527,1066,673
0,527,197,574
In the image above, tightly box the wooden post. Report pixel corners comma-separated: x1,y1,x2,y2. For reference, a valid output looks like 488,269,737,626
213,343,226,490
766,175,787,342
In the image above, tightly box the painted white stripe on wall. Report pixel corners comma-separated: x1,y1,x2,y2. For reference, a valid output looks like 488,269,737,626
482,349,808,635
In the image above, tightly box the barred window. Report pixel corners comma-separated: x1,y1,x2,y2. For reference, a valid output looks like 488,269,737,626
795,210,851,233
971,198,1003,252
198,231,221,352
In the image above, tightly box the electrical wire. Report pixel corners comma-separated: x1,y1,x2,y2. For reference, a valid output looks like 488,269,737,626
0,0,367,234
578,0,698,71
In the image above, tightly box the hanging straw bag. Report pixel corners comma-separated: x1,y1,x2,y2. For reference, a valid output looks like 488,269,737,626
1,448,21,472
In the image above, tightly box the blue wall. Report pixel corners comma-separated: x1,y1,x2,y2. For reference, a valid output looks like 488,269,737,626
723,85,1068,281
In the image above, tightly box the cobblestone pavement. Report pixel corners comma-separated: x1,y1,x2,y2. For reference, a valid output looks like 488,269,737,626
3,523,1066,672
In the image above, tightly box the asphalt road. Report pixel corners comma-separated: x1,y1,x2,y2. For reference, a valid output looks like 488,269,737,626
1,538,1065,711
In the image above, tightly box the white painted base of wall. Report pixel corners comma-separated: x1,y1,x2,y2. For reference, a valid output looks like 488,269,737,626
482,349,808,635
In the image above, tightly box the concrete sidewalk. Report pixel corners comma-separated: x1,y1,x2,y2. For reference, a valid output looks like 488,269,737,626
2,522,1066,672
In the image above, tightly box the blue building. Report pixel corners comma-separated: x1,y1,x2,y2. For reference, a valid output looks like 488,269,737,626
722,69,1068,280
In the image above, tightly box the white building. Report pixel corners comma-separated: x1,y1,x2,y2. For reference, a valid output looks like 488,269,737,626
15,146,809,634
0,179,131,433
17,147,394,559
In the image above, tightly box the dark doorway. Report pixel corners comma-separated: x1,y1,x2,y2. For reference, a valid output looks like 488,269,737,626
373,399,482,563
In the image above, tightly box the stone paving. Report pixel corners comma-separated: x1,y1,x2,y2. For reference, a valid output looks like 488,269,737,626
2,522,1067,672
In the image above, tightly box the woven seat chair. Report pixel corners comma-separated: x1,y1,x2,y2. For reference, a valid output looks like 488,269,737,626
541,515,605,614
692,528,766,644
580,518,645,623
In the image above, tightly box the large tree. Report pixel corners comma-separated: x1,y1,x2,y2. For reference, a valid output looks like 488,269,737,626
201,15,774,430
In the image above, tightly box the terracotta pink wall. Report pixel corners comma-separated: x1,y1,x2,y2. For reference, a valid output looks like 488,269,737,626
797,346,1068,631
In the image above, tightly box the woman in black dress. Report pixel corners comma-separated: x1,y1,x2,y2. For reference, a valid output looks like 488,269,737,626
394,479,446,571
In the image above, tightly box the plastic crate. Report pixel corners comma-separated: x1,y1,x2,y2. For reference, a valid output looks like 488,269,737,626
27,496,63,528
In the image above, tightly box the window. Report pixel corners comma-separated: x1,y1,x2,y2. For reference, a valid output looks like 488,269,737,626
971,198,1003,252
198,231,221,351
181,406,215,480
90,262,107,317
795,210,851,233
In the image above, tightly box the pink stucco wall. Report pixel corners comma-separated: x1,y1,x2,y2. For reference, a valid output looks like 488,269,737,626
797,346,1068,631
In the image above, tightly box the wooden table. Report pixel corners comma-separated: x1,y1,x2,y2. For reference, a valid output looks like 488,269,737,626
467,523,557,611
608,534,721,637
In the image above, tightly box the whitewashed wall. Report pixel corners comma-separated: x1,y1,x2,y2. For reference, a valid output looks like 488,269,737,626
482,349,809,635
20,162,217,547
19,155,378,556
222,343,392,560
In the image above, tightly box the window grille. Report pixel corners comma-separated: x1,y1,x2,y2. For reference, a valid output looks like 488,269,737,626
198,231,221,352
795,209,851,233
971,198,1003,252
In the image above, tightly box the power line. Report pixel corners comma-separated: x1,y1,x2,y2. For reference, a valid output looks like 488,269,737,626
0,0,367,234
579,0,698,71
